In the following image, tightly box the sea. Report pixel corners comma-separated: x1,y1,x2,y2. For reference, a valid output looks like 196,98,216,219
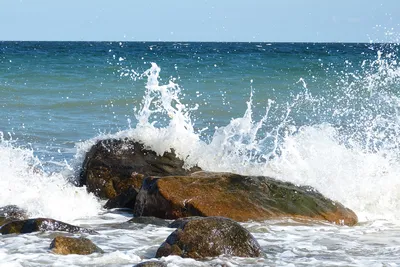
0,41,400,266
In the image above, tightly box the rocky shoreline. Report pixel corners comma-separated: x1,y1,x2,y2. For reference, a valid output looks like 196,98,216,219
0,138,358,265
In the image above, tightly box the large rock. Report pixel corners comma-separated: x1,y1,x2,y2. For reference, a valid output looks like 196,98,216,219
50,235,104,255
79,139,201,202
0,205,29,226
134,171,358,226
0,218,98,235
156,217,261,259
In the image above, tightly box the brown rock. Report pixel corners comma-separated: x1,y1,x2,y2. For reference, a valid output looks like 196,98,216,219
79,139,201,201
156,217,261,259
0,218,98,235
134,171,358,226
50,235,103,255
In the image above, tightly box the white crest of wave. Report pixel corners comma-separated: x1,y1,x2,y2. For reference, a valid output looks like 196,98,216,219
0,134,101,223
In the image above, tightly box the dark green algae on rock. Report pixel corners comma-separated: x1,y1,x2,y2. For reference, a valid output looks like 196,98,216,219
0,218,98,235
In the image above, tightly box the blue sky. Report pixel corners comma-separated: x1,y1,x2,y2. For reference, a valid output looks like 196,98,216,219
1,0,399,42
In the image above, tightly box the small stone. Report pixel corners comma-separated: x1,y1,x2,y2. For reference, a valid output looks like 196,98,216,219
50,235,103,255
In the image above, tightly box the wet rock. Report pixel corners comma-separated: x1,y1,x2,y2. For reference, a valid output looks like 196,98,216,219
0,205,29,226
134,171,358,226
79,138,201,201
167,217,203,228
127,216,170,227
104,185,138,209
133,261,167,267
156,217,261,259
109,216,170,231
50,235,103,255
0,218,98,235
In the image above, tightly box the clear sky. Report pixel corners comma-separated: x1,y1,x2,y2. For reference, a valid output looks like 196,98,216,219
1,0,399,42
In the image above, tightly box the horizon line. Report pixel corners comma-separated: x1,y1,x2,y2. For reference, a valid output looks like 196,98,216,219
0,40,397,44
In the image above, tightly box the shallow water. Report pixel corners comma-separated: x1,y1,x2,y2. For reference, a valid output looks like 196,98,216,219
2,214,400,266
1,41,400,266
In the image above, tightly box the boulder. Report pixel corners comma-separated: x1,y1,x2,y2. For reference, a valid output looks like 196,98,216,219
0,218,98,235
79,138,201,201
134,171,358,226
156,217,261,259
133,261,167,267
0,205,29,226
50,235,103,255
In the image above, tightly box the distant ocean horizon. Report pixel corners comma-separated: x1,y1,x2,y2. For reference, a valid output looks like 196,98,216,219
1,40,395,43
1,41,400,266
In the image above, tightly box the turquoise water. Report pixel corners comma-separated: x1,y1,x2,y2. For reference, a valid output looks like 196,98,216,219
1,42,395,159
1,41,400,266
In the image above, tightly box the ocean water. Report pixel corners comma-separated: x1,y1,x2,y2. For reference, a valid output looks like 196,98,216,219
1,41,400,266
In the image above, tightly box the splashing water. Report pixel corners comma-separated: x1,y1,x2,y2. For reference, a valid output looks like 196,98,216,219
87,49,400,223
69,42,400,224
132,62,202,159
267,47,400,222
0,133,101,223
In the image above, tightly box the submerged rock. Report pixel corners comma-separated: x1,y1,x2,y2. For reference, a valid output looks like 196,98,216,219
0,205,29,226
156,216,261,259
134,171,358,226
79,138,201,202
50,235,103,255
133,261,167,267
0,218,98,235
127,216,170,227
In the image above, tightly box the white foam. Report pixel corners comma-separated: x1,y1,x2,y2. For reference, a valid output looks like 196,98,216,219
266,124,400,222
0,134,101,223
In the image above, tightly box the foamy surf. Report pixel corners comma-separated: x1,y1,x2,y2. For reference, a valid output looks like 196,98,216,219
0,133,101,223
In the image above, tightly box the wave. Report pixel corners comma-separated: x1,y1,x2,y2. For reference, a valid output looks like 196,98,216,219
75,45,400,222
0,133,101,223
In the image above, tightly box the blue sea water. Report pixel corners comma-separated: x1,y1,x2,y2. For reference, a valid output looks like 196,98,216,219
1,41,400,266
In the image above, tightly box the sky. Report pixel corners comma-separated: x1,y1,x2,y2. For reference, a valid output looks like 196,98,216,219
1,0,400,42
